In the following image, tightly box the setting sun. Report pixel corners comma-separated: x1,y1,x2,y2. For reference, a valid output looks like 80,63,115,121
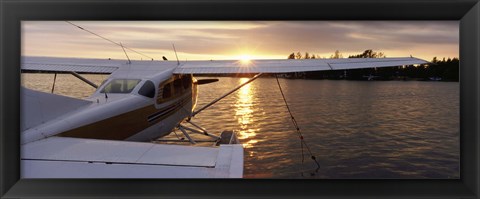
239,54,252,65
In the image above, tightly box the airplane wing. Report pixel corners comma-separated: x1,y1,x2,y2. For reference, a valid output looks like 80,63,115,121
173,57,428,74
22,56,124,74
21,137,243,178
22,56,427,75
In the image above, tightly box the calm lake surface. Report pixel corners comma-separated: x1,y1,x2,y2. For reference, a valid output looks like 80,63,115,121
22,74,460,179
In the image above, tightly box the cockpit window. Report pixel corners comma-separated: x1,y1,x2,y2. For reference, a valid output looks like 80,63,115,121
101,79,141,93
138,80,155,98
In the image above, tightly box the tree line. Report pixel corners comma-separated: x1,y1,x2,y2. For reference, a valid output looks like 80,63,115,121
284,49,459,81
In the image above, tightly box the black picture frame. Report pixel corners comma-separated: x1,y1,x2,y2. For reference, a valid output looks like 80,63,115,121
1,0,479,198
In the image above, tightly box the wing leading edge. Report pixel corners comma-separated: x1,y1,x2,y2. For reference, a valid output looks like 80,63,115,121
173,57,428,74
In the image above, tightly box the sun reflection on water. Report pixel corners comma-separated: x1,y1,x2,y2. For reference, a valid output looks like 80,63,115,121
235,78,258,148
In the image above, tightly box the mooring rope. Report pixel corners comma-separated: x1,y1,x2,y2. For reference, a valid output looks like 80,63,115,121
275,74,321,175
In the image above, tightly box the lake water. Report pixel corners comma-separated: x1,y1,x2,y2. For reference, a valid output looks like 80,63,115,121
22,74,460,179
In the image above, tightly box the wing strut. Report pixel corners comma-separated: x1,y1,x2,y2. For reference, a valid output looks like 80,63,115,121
70,72,98,88
191,73,263,117
51,73,57,93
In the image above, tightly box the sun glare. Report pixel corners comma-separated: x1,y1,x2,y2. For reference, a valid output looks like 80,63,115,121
239,54,252,65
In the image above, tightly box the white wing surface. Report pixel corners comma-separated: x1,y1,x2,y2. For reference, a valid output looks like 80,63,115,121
173,57,428,74
22,56,124,74
22,56,427,75
21,137,243,178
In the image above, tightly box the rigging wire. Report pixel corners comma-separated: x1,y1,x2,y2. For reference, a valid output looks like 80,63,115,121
275,74,321,176
65,21,155,61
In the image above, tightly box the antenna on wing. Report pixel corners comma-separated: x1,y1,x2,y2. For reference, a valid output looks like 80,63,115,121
172,44,180,66
120,42,131,64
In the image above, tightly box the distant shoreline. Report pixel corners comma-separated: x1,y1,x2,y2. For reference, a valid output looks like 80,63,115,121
193,74,459,82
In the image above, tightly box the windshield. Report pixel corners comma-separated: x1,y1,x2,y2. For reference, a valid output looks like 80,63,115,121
101,79,141,94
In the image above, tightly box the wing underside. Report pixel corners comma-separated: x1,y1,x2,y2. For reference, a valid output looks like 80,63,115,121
173,57,428,74
22,56,428,75
22,56,123,74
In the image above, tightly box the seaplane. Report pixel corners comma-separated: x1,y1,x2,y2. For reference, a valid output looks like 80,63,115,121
20,55,427,178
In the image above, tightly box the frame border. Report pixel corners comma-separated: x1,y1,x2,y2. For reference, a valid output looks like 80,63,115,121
1,0,479,198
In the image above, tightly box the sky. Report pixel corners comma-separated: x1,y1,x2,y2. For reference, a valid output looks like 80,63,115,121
22,21,459,62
